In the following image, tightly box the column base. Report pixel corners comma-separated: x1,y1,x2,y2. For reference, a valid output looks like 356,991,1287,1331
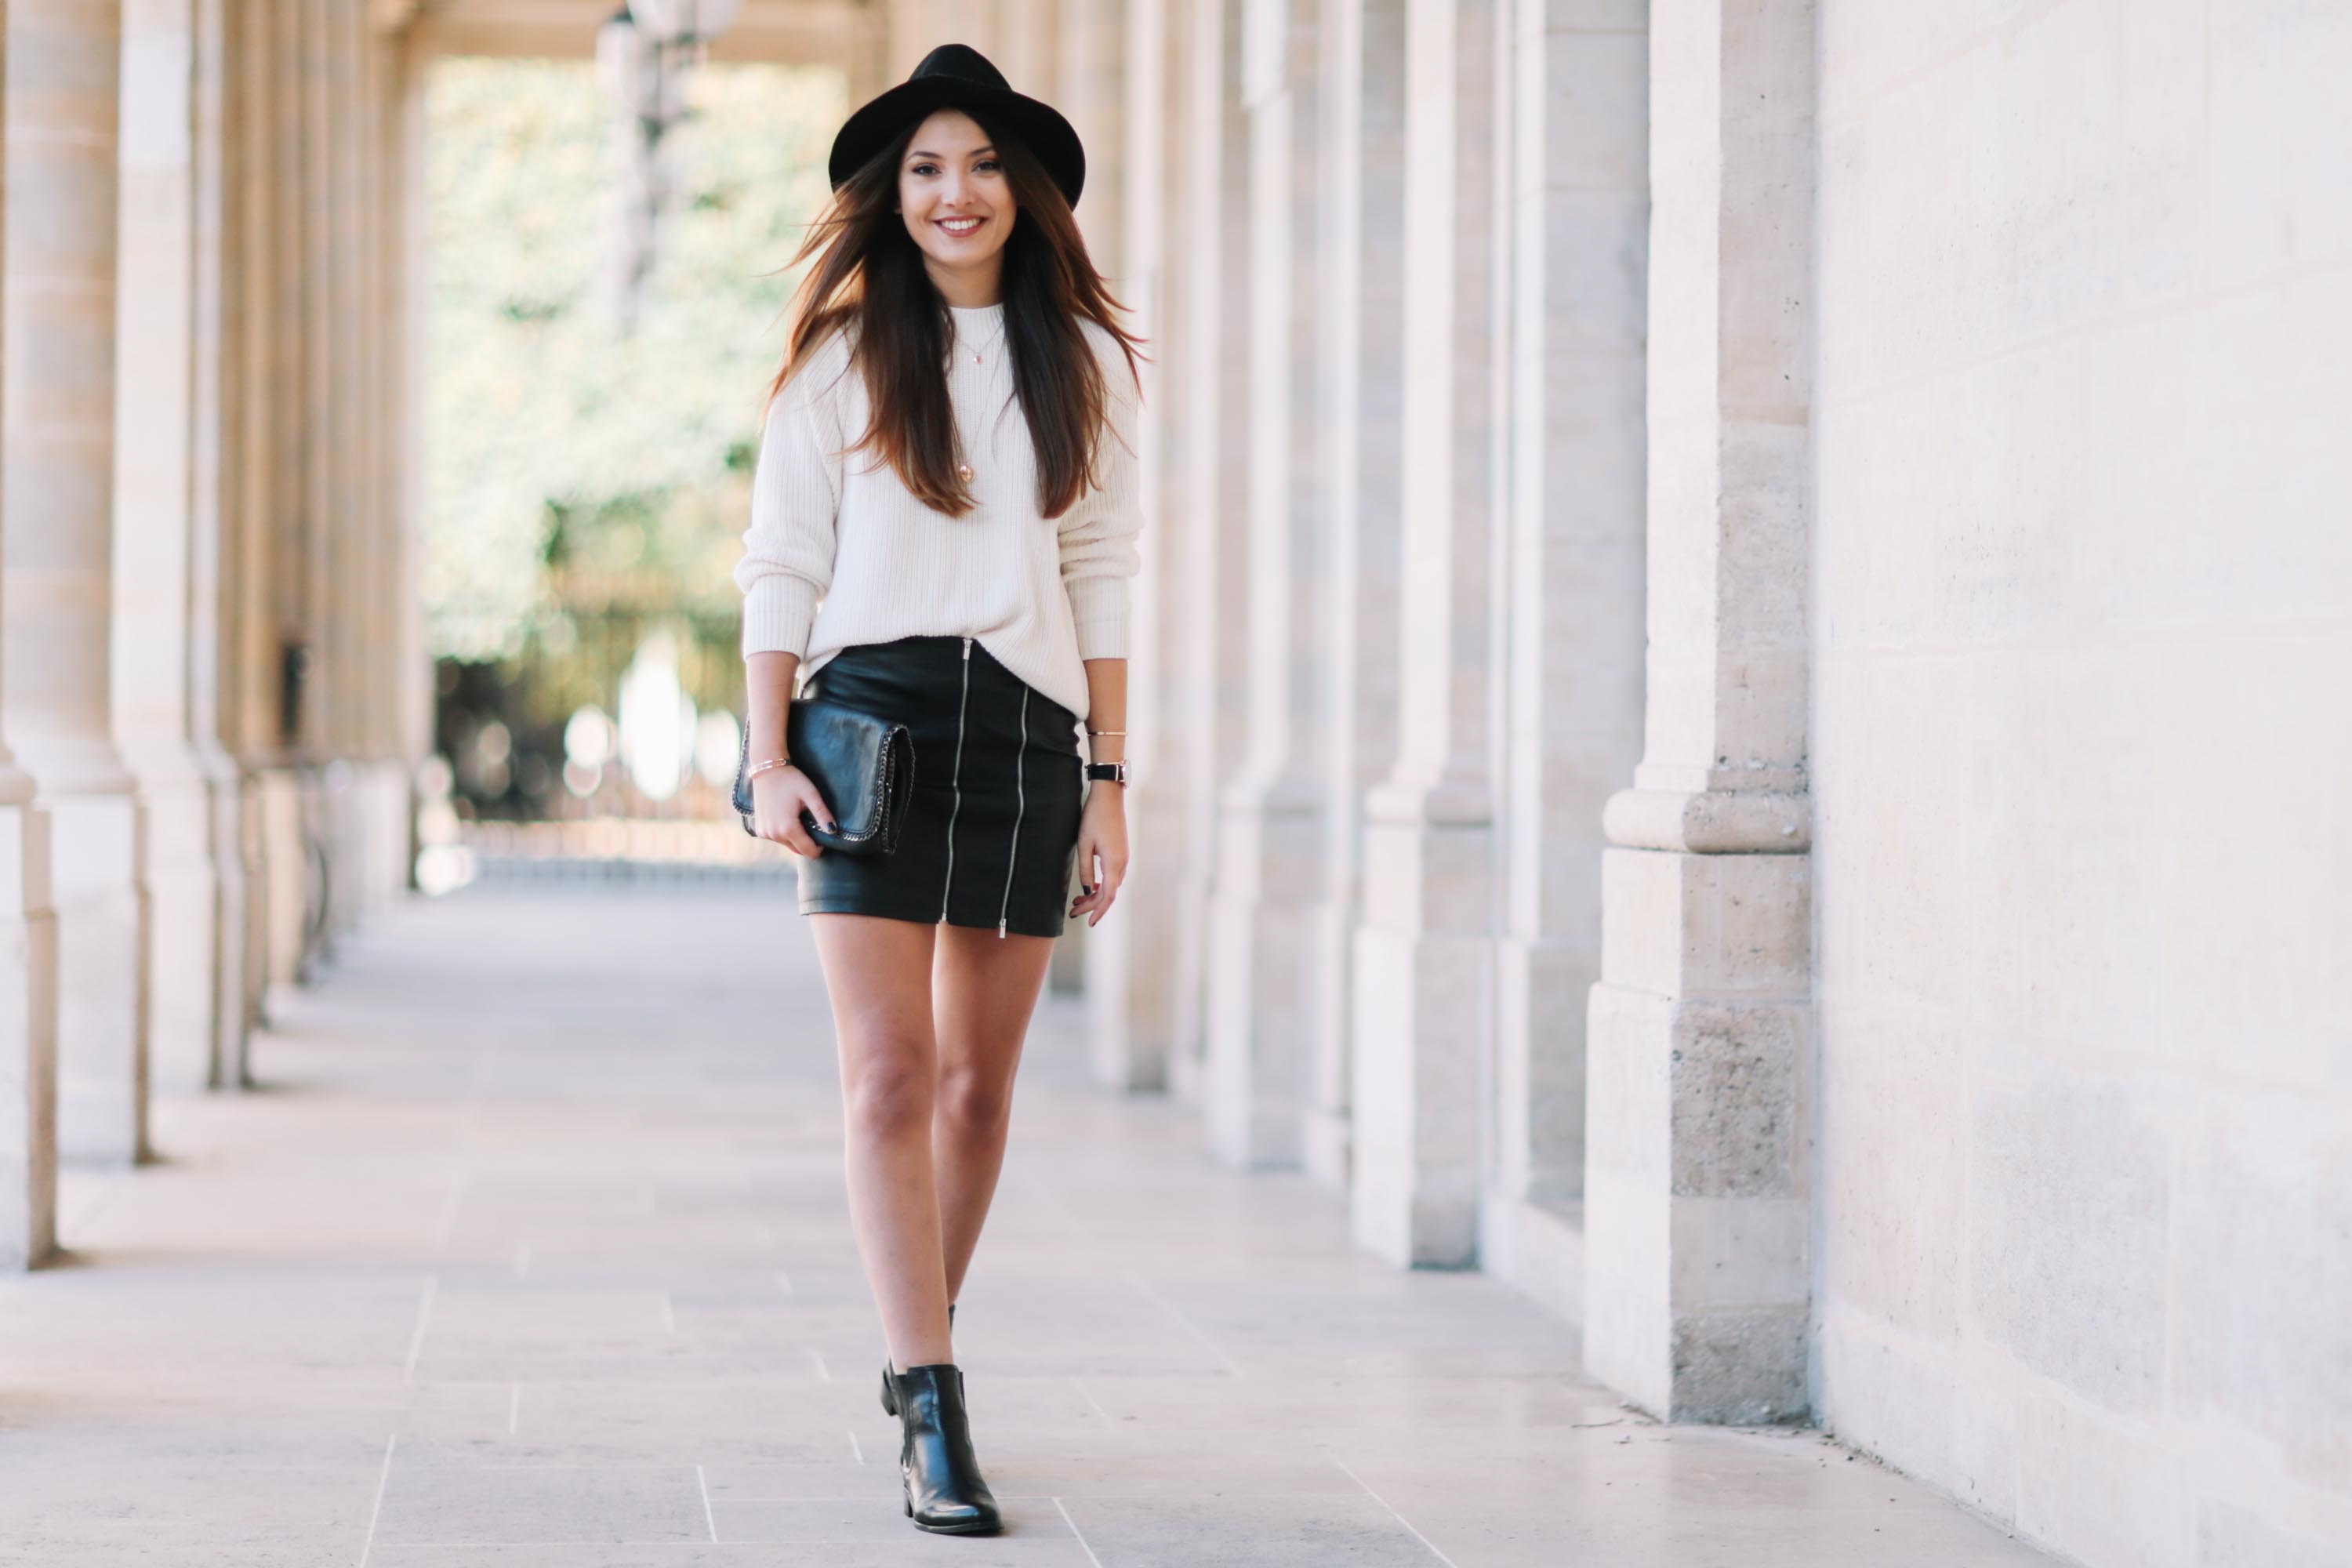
1583,967,1813,1424
255,768,307,1003
353,756,413,917
201,750,250,1091
49,790,147,1167
1202,791,1321,1168
1301,1104,1351,1192
1479,1192,1584,1326
1348,916,1488,1268
1083,781,1185,1093
1302,891,1356,1194
0,797,59,1269
230,768,270,1055
1083,918,1170,1094
1347,800,1494,1269
136,768,223,1097
1494,931,1594,1208
1164,863,1214,1109
1047,906,1087,996
1584,1179,1808,1425
1203,888,1314,1170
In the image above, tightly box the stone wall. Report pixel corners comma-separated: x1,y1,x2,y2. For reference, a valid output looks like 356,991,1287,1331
1807,3,2352,1562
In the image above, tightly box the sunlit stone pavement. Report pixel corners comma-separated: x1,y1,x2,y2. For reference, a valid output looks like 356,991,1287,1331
0,883,2053,1566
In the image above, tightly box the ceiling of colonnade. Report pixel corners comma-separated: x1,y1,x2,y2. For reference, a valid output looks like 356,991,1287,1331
398,0,877,69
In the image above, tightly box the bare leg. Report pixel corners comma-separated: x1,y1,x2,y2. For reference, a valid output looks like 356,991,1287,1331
808,913,954,1373
931,926,1057,1306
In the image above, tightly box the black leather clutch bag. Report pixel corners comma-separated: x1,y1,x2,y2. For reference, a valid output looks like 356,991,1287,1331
732,699,914,856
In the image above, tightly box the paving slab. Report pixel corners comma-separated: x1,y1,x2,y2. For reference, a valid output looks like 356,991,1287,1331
0,884,2054,1565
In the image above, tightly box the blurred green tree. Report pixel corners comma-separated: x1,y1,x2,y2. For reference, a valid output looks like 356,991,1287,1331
421,56,844,675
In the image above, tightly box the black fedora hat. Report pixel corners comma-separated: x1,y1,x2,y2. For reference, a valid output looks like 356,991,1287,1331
827,42,1086,209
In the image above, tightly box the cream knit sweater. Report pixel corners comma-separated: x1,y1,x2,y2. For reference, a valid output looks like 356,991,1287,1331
733,301,1142,724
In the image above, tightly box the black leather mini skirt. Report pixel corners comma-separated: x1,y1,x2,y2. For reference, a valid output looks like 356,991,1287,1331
793,634,1083,940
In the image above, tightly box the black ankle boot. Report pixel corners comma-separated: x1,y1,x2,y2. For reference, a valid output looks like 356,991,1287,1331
880,1301,953,1417
891,1361,1000,1534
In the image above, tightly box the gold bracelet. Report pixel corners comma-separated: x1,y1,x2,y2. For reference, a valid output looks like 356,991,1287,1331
1085,728,1127,736
746,757,794,780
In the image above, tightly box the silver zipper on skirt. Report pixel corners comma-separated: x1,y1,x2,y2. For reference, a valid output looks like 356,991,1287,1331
996,686,1029,938
940,636,973,922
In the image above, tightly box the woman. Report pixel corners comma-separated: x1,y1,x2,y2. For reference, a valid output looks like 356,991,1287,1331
731,44,1144,1537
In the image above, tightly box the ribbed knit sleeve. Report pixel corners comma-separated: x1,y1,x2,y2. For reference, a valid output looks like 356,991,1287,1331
733,330,851,660
1058,328,1144,660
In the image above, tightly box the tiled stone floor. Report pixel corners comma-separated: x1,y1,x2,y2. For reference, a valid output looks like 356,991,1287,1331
0,882,2051,1566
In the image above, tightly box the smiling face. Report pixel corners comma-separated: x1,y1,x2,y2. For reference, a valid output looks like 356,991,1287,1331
897,108,1016,302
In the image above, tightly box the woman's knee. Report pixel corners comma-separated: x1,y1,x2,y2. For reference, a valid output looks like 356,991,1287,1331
844,1046,933,1138
937,1062,1014,1136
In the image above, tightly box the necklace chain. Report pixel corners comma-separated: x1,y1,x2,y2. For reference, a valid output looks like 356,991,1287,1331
954,314,1001,481
956,314,1006,365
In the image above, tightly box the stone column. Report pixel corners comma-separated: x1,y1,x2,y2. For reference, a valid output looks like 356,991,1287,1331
345,0,401,926
3,0,150,1167
1200,0,1323,1168
257,0,310,1001
885,1,1011,75
0,12,66,1268
1166,0,1253,1107
319,0,358,942
362,9,412,912
220,0,278,1064
113,0,234,1097
390,20,432,843
1044,0,1120,1001
1301,0,1404,1191
1477,2,1648,1312
336,0,394,935
993,0,1059,109
1054,0,1126,287
347,0,386,913
186,0,245,1088
1581,0,1815,1422
0,764,57,1268
1082,0,1184,1090
297,0,349,964
1348,0,1499,1267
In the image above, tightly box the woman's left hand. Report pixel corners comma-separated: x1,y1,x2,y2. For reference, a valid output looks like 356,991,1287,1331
1069,786,1128,927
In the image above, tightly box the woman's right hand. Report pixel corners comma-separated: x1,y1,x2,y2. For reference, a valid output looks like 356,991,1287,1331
751,764,837,857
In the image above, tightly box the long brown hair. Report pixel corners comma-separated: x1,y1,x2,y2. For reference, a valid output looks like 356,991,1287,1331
764,111,1146,520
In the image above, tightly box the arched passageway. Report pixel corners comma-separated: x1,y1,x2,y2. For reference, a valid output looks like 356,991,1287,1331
5,5,2344,1564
